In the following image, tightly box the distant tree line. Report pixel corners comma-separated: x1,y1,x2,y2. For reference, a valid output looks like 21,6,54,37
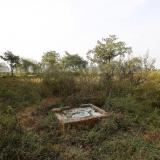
0,35,155,76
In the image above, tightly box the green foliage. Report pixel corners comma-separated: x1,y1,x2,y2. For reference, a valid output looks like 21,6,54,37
135,71,160,107
0,51,20,76
19,59,41,74
0,112,60,160
38,113,59,132
42,70,77,96
61,52,88,71
0,35,160,159
20,59,33,73
58,146,89,160
0,77,42,110
91,136,160,160
42,51,59,66
88,35,131,63
1,72,160,159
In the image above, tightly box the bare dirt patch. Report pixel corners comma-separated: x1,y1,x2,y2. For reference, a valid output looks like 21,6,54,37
17,96,63,130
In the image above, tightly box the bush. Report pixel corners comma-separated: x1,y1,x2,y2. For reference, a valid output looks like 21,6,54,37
0,111,60,160
91,137,160,160
42,71,77,96
0,77,41,110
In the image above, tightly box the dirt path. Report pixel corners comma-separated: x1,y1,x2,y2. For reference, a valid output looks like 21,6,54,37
17,96,63,130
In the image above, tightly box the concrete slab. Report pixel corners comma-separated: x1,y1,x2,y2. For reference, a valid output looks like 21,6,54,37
51,104,107,129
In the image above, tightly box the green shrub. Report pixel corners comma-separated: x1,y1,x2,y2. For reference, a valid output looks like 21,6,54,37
42,71,77,96
91,137,160,160
0,77,41,110
0,111,60,160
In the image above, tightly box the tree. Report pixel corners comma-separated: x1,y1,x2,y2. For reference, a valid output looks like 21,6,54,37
30,62,42,74
87,35,132,102
142,51,155,71
117,56,142,80
20,58,33,73
18,58,42,74
88,35,132,64
42,51,59,66
0,51,20,76
61,52,88,71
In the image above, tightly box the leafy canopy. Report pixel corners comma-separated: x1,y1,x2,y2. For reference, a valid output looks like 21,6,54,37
88,35,132,64
61,52,88,71
42,51,59,65
20,58,41,74
0,51,20,76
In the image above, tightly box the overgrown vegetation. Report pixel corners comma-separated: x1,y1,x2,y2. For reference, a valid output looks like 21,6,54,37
0,35,160,159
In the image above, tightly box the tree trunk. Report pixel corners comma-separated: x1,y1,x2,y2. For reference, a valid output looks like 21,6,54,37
10,65,14,77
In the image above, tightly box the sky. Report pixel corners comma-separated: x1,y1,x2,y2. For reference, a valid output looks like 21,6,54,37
0,0,160,67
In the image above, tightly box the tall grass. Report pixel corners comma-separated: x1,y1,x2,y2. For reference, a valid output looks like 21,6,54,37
0,70,160,159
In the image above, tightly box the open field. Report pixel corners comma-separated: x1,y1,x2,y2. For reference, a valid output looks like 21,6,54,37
0,0,160,158
0,35,160,159
0,71,160,160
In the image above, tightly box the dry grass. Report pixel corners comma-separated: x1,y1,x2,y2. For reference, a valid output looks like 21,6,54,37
17,96,64,130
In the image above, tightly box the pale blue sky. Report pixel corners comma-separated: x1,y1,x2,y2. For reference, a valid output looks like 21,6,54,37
0,0,160,67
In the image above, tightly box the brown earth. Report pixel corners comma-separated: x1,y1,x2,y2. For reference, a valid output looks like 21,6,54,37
17,96,63,130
